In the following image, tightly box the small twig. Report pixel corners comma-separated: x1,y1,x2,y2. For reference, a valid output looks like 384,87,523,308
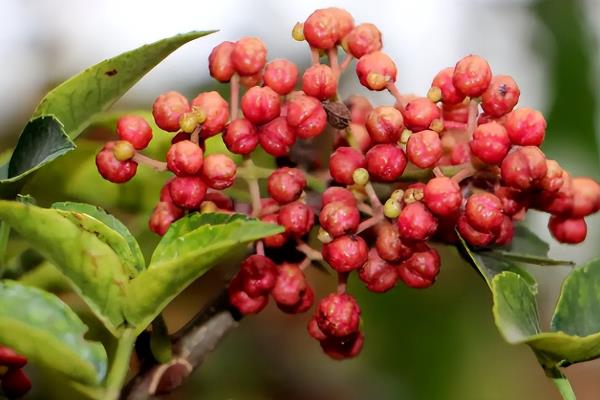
242,158,262,217
296,241,323,261
190,126,200,145
299,257,311,271
255,240,265,256
328,47,340,78
386,82,407,112
339,53,353,72
132,153,167,172
433,166,444,178
451,165,477,184
310,47,320,65
364,182,382,208
230,74,240,120
357,212,384,234
337,272,348,294
357,202,374,216
466,99,479,140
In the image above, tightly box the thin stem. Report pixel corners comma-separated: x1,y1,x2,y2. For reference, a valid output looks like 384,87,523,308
255,240,265,256
299,257,311,271
466,99,479,140
546,366,576,400
364,182,382,208
230,74,240,120
310,47,320,65
357,212,384,234
190,126,200,145
105,328,136,400
0,221,10,279
357,202,374,216
242,158,262,217
296,241,323,261
386,82,407,112
337,272,348,294
339,53,353,72
132,153,167,172
451,165,477,184
433,166,444,178
328,47,340,78
150,316,172,364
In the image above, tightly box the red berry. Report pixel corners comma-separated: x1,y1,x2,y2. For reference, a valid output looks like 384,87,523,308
191,91,230,138
241,86,281,125
271,263,309,309
267,167,306,204
303,9,341,49
116,115,153,150
319,201,360,237
285,93,327,139
452,54,492,97
329,147,366,185
495,215,515,246
307,316,328,341
228,274,268,315
501,146,547,190
240,71,263,88
149,201,184,236
533,175,574,216
406,130,442,168
442,101,469,124
343,23,382,58
316,293,361,337
277,202,314,238
396,202,438,242
469,121,510,165
1,368,32,398
260,213,287,248
322,187,356,207
365,106,404,144
457,214,495,247
398,244,441,289
402,97,441,132
258,117,296,157
328,7,354,40
465,192,504,232
450,142,471,165
231,37,267,76
96,142,137,183
166,140,203,176
537,159,565,193
171,131,191,145
263,59,298,95
423,176,462,217
278,284,314,314
322,234,368,273
320,331,364,360
169,176,207,209
152,91,191,132
0,347,27,368
341,123,372,153
202,154,236,189
359,249,399,293
375,222,414,263
355,51,397,91
365,144,407,182
223,119,258,155
505,108,546,146
548,216,587,244
239,255,278,298
345,95,373,125
570,177,600,218
302,64,337,101
203,191,234,211
431,67,466,105
495,186,528,217
208,41,236,83
481,75,520,117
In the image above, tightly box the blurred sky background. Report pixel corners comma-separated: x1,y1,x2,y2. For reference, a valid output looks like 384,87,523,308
1,0,600,399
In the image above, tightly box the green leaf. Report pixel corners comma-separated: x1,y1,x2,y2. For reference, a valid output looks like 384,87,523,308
0,280,107,384
124,213,283,331
0,30,215,194
0,200,128,334
52,201,145,275
504,225,550,256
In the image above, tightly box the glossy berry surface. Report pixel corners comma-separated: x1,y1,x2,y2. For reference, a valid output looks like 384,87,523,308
116,115,153,150
365,144,407,182
202,154,236,189
398,244,441,289
166,140,203,176
322,235,369,272
406,130,442,168
267,167,307,204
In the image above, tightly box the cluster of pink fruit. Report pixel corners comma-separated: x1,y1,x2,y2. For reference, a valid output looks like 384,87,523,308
96,7,600,360
0,346,31,398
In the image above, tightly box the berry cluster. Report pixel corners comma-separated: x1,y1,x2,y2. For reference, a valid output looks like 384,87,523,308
0,346,31,398
96,7,600,360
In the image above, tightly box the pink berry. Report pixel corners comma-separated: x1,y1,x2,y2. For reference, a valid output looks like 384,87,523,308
495,186,528,217
303,9,341,50
398,244,441,289
278,284,314,314
457,214,495,247
271,263,309,308
239,71,263,88
328,147,366,185
208,41,236,83
116,115,153,150
365,144,407,182
343,23,382,58
453,54,492,97
495,215,515,246
241,86,281,125
203,191,234,211
166,140,203,176
152,91,191,132
239,255,278,298
465,192,504,232
345,95,373,125
258,117,296,157
319,201,360,237
328,7,354,40
231,37,267,76
406,130,443,168
501,146,547,190
402,97,441,132
533,175,574,216
169,176,207,209
307,316,328,341
228,274,268,315
505,108,546,146
359,249,399,293
442,102,469,124
202,154,236,189
537,159,565,193
365,106,404,144
171,131,191,145
470,121,511,165
450,142,471,165
149,201,183,236
267,167,307,204
570,177,600,218
223,119,258,155
96,142,137,183
320,331,364,360
423,176,462,217
285,94,327,139
316,293,361,337
277,201,314,238
355,51,397,91
548,216,587,244
260,213,288,248
191,91,230,137
0,347,27,368
396,202,438,242
322,234,368,273
481,75,520,117
431,67,466,105
322,187,356,207
302,64,337,101
375,222,414,263
263,59,298,95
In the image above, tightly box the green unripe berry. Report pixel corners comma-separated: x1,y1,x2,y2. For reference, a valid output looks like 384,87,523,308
292,22,305,41
400,129,412,145
317,227,333,243
390,189,404,202
384,198,401,218
112,140,135,161
179,112,199,133
427,86,442,103
353,168,369,186
200,201,218,213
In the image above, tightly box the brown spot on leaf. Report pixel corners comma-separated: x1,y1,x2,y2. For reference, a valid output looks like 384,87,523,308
105,69,118,77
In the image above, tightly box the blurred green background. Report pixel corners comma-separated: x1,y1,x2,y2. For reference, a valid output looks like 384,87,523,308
1,0,600,398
